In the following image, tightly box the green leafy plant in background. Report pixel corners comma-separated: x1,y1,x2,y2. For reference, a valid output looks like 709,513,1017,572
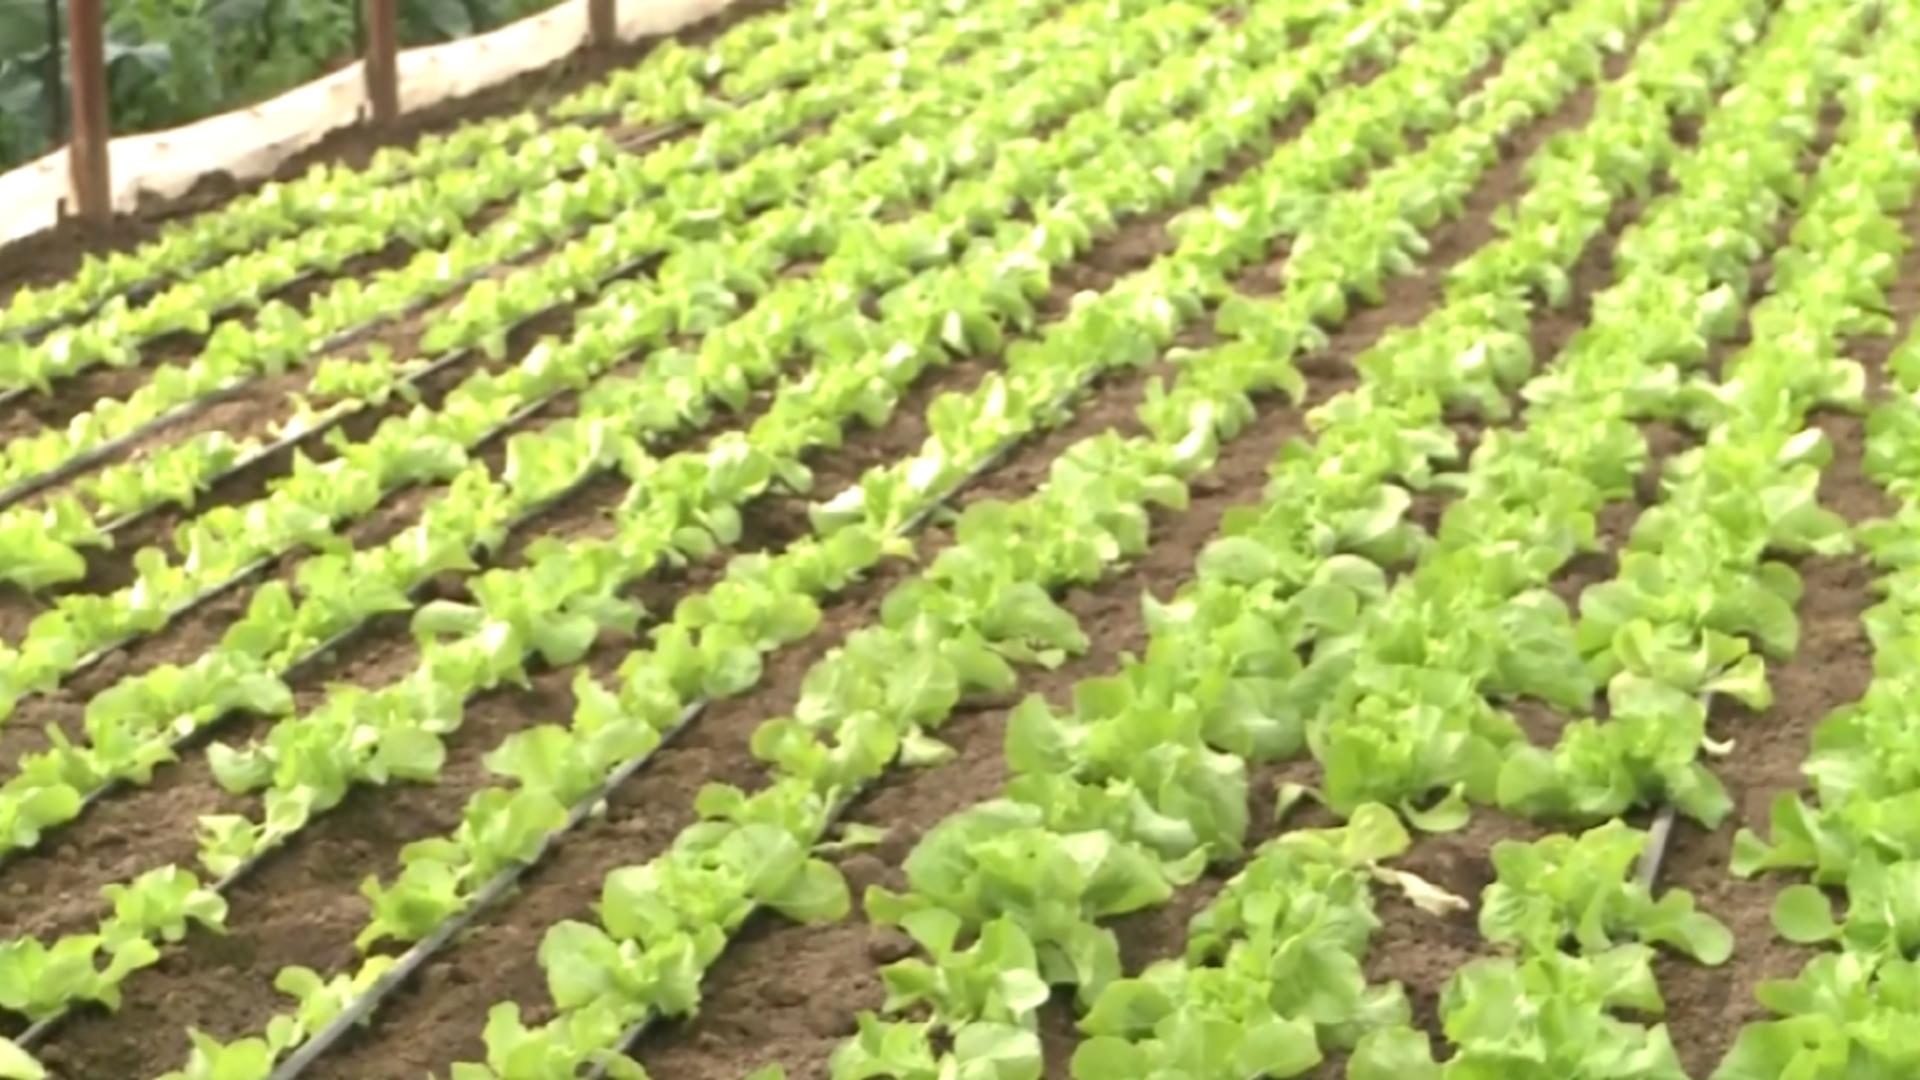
0,0,562,169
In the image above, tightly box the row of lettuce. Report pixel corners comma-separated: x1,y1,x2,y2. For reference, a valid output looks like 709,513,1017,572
0,0,1192,861
0,0,1607,1068
9,0,1913,1074
0,0,1057,589
1396,0,1920,1071
358,0,1920,1074
1046,0,1920,1072
290,0,1694,1073
0,0,1059,589
0,0,930,350
1704,0,1920,1067
127,0,1520,1073
0,11,1300,1053
0,0,1375,1073
741,0,1920,1074
1354,0,1904,1069
778,0,1827,1071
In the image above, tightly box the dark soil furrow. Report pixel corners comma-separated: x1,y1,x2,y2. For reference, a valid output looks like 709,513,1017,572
3,21,1141,773
0,354,798,946
1309,189,1693,1080
0,0,1206,773
259,101,1333,1071
1325,70,1880,1080
0,302,829,934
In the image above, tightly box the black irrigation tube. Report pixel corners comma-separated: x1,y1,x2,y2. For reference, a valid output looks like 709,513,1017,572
0,0,1121,568
584,786,863,1080
37,344,528,687
5,380,690,1048
9,40,1075,531
0,1,939,354
0,260,462,417
576,396,1088,1080
11,147,1041,844
268,13,1830,1069
3,76,1185,879
29,327,1085,848
14,9,1266,1047
1626,93,1828,900
259,366,1100,1080
88,348,486,543
5,92,972,705
67,133,698,547
0,256,529,514
1636,803,1679,889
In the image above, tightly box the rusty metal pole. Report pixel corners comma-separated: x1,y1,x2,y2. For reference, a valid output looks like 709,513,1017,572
65,0,111,222
588,0,617,49
364,0,399,124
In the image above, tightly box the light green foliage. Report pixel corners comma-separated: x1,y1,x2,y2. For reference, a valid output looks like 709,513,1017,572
1478,821,1732,963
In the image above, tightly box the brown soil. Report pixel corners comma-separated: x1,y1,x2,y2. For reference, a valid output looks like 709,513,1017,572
0,298,795,944
1332,166,1685,1080
12,18,1354,1070
1313,94,1696,1056
1651,458,1881,1076
1621,103,1895,1080
0,202,617,655
1310,76,1918,1080
0,0,1048,508
627,379,1301,1080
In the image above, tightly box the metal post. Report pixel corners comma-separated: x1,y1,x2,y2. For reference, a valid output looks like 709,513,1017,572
588,0,616,49
64,0,111,222
364,0,399,124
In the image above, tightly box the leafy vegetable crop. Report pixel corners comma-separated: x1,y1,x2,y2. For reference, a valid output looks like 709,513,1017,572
3,0,1916,1075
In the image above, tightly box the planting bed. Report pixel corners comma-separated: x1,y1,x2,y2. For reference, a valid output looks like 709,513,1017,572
3,0,1920,1076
